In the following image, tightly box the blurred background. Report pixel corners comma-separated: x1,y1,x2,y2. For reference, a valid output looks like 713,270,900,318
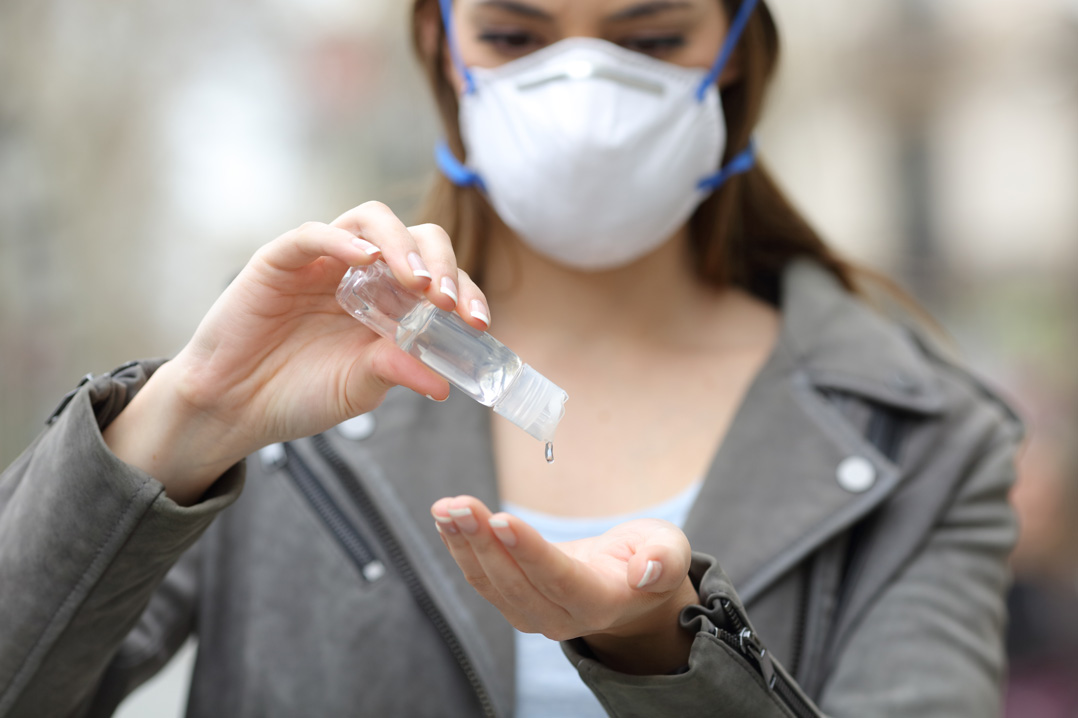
1,0,1075,715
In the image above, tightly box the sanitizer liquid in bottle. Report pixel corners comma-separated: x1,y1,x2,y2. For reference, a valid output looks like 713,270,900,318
337,261,568,458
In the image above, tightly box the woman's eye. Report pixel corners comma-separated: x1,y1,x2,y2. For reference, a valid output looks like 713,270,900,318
621,36,686,56
477,31,546,56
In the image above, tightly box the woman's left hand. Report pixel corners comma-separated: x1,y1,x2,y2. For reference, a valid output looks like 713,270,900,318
431,496,699,675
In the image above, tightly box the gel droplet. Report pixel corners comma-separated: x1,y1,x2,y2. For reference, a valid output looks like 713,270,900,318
545,441,554,464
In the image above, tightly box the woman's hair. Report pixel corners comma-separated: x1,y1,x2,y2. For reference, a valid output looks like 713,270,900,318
409,0,857,302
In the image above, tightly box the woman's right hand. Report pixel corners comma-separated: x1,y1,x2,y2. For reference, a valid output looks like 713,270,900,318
103,201,489,505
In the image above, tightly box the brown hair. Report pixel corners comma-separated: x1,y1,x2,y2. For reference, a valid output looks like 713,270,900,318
409,0,857,302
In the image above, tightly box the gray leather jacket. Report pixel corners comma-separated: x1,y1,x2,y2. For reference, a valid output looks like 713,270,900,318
0,260,1020,717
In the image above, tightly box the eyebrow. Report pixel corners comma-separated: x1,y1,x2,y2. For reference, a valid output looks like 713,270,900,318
608,1,695,22
476,1,553,20
475,0,695,23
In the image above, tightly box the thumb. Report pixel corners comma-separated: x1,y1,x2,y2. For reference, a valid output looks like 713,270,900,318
626,521,692,595
353,338,450,404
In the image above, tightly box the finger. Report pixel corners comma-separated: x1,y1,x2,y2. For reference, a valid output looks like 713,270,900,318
356,338,450,404
431,498,507,607
408,224,460,312
255,221,379,273
431,497,496,595
622,521,692,594
454,268,491,330
485,511,581,605
331,201,432,294
432,497,563,633
431,497,460,536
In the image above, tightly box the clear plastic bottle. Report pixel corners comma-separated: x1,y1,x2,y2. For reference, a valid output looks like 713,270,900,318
336,261,568,448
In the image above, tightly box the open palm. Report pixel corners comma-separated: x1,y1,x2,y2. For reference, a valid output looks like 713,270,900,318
431,495,697,661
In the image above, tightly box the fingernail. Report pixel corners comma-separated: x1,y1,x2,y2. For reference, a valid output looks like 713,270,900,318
637,560,662,589
439,276,459,304
352,237,381,256
448,506,478,534
408,252,432,280
470,300,490,327
425,394,448,403
489,518,517,547
434,514,459,534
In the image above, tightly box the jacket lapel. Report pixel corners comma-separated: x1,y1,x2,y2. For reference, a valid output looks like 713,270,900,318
684,260,944,604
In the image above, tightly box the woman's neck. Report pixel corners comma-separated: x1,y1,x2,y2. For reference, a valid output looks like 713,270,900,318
483,216,782,518
479,218,775,357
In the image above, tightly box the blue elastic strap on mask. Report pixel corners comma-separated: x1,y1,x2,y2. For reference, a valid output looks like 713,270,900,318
696,0,760,102
693,0,761,191
697,139,757,192
435,0,481,188
436,0,479,186
438,0,475,95
435,138,486,191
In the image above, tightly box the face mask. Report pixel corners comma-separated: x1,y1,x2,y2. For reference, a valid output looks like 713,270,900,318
436,0,759,272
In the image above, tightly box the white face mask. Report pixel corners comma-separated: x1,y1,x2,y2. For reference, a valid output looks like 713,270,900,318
436,1,759,272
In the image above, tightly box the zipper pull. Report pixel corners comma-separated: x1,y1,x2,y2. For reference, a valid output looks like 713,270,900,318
719,598,776,689
738,627,775,688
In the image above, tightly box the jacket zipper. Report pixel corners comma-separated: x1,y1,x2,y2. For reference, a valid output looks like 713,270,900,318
785,559,812,681
307,432,497,718
282,442,386,582
714,599,819,718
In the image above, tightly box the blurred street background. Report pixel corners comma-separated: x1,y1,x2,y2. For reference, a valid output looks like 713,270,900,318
1,0,1076,715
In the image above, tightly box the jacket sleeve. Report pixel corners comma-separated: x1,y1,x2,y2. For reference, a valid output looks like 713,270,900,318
0,361,244,718
562,556,815,718
561,415,1019,717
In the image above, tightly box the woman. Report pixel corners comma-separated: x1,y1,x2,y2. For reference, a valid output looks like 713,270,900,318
0,0,1020,716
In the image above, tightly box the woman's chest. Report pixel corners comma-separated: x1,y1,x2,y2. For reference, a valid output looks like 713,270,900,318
492,348,764,517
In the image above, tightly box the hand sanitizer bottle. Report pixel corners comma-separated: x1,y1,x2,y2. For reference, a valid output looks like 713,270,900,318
337,261,568,456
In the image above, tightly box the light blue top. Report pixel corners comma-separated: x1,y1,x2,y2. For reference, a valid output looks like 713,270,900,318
502,480,704,718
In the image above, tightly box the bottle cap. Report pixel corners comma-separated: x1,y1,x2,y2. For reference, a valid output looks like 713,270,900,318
493,364,568,442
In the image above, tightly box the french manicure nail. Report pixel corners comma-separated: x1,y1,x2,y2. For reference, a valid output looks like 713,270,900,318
425,394,448,403
636,560,662,589
440,277,459,304
352,237,381,256
448,506,479,534
489,518,517,547
434,514,459,534
470,300,490,327
408,252,432,280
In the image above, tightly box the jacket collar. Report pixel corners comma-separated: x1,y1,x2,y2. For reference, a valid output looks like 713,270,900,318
781,259,944,415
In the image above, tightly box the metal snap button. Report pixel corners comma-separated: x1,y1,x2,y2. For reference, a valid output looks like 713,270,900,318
337,413,376,441
836,456,876,493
